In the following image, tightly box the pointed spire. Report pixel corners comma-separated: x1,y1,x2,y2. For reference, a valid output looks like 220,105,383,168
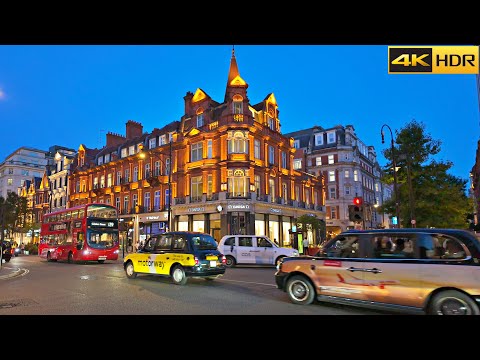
227,45,240,86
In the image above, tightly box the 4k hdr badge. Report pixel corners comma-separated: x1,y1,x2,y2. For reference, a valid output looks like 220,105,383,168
388,46,479,74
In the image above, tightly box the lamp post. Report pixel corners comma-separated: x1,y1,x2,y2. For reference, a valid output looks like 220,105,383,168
381,124,401,228
139,138,173,233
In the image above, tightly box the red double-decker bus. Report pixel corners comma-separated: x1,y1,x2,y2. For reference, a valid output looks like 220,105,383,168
39,203,120,263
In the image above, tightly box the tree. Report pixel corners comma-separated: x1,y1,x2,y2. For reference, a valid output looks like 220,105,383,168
296,214,326,244
381,120,470,229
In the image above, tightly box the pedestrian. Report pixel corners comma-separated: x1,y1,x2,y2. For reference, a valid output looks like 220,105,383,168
273,238,278,245
303,237,309,255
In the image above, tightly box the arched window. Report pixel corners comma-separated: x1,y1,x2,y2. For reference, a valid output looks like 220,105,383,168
228,131,248,154
233,94,243,114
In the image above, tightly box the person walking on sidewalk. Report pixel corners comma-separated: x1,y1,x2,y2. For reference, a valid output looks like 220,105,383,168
303,237,309,255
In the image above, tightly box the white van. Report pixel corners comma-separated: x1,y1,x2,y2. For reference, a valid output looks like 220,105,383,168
218,235,299,267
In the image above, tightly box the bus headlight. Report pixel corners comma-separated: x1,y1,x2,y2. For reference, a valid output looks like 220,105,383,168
83,250,91,255
114,250,119,254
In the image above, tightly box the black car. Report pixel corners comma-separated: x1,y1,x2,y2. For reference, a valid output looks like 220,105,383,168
1,240,13,263
123,231,227,285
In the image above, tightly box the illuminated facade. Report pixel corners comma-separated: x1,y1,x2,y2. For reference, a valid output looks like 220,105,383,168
48,146,77,212
68,49,325,246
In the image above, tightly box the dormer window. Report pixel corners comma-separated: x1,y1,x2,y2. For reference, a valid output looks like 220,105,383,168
105,153,110,163
159,135,166,146
121,148,127,158
233,94,243,115
196,108,204,128
98,157,103,166
149,138,156,149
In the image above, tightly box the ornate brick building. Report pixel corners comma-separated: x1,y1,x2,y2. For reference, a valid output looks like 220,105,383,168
68,49,325,246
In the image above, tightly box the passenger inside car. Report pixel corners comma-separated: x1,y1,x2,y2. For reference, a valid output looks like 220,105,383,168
443,239,466,259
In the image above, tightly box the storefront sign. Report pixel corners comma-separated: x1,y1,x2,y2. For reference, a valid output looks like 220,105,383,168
146,216,160,220
270,208,282,214
227,204,250,210
188,207,205,212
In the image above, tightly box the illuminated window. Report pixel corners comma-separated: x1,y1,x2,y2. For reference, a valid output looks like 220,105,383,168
316,157,322,166
354,170,359,182
254,139,261,159
100,175,105,188
159,135,166,146
345,170,350,178
269,178,275,202
93,177,98,189
233,95,243,114
328,155,334,164
227,169,248,197
128,146,135,156
293,159,302,170
305,189,310,205
191,142,203,162
149,138,156,149
329,171,335,182
121,148,127,158
207,174,213,199
228,131,248,154
191,175,203,201
107,173,112,187
331,207,337,219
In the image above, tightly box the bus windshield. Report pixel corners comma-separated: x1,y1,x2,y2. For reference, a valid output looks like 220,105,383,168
87,229,118,249
86,204,118,219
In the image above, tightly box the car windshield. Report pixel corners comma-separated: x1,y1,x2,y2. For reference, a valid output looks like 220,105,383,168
191,234,218,250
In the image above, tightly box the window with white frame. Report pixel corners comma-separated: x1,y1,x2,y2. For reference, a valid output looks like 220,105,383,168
207,174,213,199
327,131,336,144
227,169,248,197
315,133,324,146
255,174,261,196
328,155,334,164
268,145,275,165
125,168,130,182
100,175,105,188
268,115,275,130
329,187,336,199
293,140,300,149
116,171,121,185
133,166,138,182
316,157,322,166
196,110,204,128
233,99,243,114
254,139,261,159
295,186,300,201
93,177,98,189
121,148,127,158
165,189,170,209
281,151,287,169
345,186,351,195
132,194,138,208
207,139,212,159
328,171,335,182
269,178,275,201
107,173,112,187
354,170,359,181
159,135,166,146
191,142,203,162
128,146,135,156
331,207,337,219
145,163,150,177
154,161,160,176
144,192,151,211
169,133,173,143
115,197,120,210
165,158,171,175
375,183,380,192
228,131,248,154
293,159,302,169
98,157,103,165
345,170,350,178
123,196,129,211
105,153,110,163
149,138,156,149
191,176,203,201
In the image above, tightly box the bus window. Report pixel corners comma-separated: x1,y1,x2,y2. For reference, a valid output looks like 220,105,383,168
65,212,71,220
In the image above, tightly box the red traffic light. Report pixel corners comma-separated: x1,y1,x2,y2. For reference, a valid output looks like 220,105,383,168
353,197,363,205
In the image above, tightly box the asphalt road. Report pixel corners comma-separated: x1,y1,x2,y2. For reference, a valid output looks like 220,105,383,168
0,254,390,315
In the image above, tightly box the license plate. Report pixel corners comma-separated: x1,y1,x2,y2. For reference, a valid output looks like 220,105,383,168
98,256,107,260
210,260,216,267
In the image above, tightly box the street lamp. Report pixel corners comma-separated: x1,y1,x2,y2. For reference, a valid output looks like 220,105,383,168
139,139,173,233
381,124,401,228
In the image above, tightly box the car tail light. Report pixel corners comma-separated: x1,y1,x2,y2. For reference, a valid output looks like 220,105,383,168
194,256,199,266
222,255,226,264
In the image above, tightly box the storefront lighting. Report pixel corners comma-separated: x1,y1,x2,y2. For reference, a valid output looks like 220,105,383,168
221,183,227,191
250,184,256,192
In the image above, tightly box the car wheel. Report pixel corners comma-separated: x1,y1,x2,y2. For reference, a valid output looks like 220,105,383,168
68,252,74,264
286,275,316,305
125,261,137,279
225,255,236,268
171,265,187,285
429,290,479,315
47,252,52,262
98,260,105,264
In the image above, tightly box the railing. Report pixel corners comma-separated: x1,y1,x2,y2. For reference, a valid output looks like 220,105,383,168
206,193,218,201
190,196,203,203
226,192,251,199
175,197,186,205
298,201,306,208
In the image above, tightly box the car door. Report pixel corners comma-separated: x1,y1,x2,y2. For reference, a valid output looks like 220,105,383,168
256,236,275,265
237,236,255,264
314,234,368,301
360,233,421,308
135,235,171,275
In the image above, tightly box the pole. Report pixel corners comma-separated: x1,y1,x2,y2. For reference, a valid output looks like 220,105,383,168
167,139,172,232
381,124,401,228
406,156,415,227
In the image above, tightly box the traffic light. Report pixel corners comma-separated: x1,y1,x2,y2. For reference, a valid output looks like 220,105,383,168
348,204,364,222
353,197,363,206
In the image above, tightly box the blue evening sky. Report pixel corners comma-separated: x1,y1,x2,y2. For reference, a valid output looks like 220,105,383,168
0,45,478,181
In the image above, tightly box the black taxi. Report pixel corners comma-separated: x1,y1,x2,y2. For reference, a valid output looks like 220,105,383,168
123,231,226,285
